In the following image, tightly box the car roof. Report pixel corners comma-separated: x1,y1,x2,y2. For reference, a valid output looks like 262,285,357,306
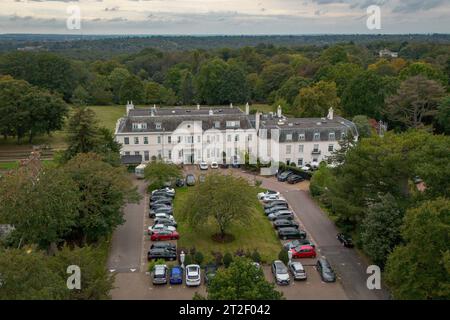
294,245,314,251
290,262,304,271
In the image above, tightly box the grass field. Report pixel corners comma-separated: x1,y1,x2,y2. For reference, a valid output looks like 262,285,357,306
173,186,282,263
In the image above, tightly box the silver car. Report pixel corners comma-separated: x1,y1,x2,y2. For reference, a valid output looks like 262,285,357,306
271,260,290,285
152,264,168,285
288,261,307,280
185,264,201,287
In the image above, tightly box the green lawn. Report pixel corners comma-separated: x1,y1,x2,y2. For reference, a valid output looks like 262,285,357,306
250,104,275,114
173,186,282,263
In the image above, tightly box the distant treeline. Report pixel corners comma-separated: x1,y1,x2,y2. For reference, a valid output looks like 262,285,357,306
0,34,450,58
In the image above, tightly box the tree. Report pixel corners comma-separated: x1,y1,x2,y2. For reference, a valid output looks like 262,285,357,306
50,244,114,300
292,81,340,117
435,96,450,134
259,63,293,98
119,75,144,104
319,45,349,65
360,193,404,268
0,248,68,300
205,257,283,300
315,62,363,96
144,161,182,190
219,62,250,104
384,76,445,130
342,71,398,119
88,74,113,105
0,165,80,249
352,115,372,138
108,67,132,103
399,62,447,86
274,76,311,106
64,153,140,244
180,71,196,105
72,85,90,106
196,58,228,105
385,198,450,299
181,173,257,240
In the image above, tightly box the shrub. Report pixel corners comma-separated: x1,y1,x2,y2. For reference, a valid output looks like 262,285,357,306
251,250,261,263
148,258,166,272
183,254,193,266
194,251,204,265
211,251,223,266
223,252,233,268
235,248,245,257
190,246,197,256
278,250,289,265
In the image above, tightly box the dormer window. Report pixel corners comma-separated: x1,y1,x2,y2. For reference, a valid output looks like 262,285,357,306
132,122,147,130
299,133,305,141
329,132,335,141
313,132,320,141
226,121,240,128
286,134,292,141
155,123,162,130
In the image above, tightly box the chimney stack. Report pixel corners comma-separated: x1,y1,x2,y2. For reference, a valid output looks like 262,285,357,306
197,104,200,110
245,102,250,115
277,105,282,118
230,103,233,109
126,101,135,115
255,111,261,132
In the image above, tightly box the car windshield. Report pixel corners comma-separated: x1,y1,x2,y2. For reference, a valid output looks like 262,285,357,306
276,264,287,273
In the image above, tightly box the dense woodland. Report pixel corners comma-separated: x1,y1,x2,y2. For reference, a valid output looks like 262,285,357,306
0,36,449,300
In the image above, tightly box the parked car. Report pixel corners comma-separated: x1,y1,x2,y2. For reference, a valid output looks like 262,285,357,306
316,258,336,282
287,174,305,184
290,245,316,259
204,264,218,285
337,233,354,248
300,164,312,172
147,247,177,261
150,199,173,206
264,200,288,209
199,161,208,170
261,195,285,203
151,230,179,241
278,227,306,240
277,170,293,182
186,174,196,186
175,178,185,187
268,210,294,221
288,261,307,280
185,264,201,287
147,224,176,235
210,162,219,169
153,218,177,228
283,239,315,250
149,202,173,210
170,266,183,285
152,187,175,196
149,207,173,218
150,242,176,251
271,260,290,285
150,196,173,204
153,213,175,221
265,205,290,215
152,264,168,285
257,190,280,200
219,162,229,169
273,219,299,229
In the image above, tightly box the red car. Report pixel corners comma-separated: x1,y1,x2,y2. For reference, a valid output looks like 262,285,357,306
151,230,179,241
290,245,316,259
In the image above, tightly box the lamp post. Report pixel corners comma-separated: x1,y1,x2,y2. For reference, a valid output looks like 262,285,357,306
180,251,186,269
288,249,293,265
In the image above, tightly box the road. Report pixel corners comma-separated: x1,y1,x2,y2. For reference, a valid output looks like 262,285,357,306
107,179,147,273
256,174,390,300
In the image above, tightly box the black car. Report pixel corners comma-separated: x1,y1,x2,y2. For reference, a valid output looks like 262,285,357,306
147,248,177,261
316,258,336,282
287,174,305,184
277,170,293,182
265,205,289,215
150,242,176,251
264,200,288,209
337,233,354,248
186,174,196,186
153,218,177,228
175,178,185,187
273,219,299,229
278,227,307,240
204,264,218,285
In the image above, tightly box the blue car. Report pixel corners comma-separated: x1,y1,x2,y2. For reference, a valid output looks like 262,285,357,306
170,266,183,285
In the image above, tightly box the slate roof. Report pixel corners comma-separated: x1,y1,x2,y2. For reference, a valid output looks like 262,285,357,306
117,106,254,133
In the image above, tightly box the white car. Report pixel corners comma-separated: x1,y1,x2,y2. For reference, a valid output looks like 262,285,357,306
257,190,280,200
301,164,312,171
154,213,175,221
147,224,176,235
210,161,219,169
152,187,175,196
185,264,201,287
311,161,319,169
261,194,285,203
199,161,208,170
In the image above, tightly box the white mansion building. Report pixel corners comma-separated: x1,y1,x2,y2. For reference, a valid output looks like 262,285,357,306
114,102,358,168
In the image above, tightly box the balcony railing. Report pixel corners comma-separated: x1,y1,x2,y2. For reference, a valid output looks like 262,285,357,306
311,150,321,155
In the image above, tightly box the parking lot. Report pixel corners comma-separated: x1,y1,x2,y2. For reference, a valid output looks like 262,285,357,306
111,166,348,300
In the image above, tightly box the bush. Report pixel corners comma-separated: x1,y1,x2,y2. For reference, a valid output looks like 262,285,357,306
183,254,193,266
194,251,204,265
148,258,166,272
223,252,233,268
278,250,289,265
235,248,245,257
211,251,223,266
251,250,261,263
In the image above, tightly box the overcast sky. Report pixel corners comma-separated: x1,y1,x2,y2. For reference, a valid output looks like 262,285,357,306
0,0,449,35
